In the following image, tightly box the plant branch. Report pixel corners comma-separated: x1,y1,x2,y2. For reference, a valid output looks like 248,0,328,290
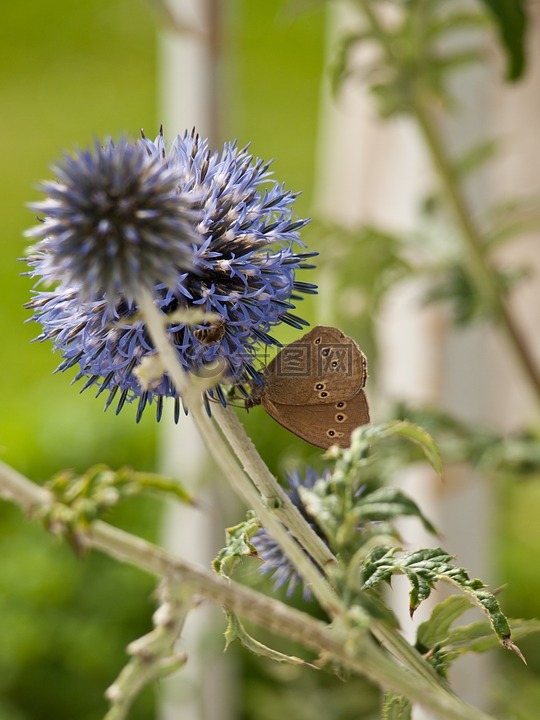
211,404,337,570
0,459,493,720
359,2,540,406
138,289,467,699
105,581,190,720
137,288,341,617
413,102,540,405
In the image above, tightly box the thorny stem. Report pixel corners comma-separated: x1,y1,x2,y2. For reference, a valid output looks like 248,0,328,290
0,460,493,720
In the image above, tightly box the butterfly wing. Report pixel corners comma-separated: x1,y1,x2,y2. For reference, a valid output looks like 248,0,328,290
262,390,370,449
264,325,367,406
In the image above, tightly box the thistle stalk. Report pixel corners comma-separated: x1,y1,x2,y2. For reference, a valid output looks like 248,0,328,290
0,459,494,720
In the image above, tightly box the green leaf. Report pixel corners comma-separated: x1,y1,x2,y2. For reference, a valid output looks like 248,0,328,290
305,221,411,364
423,262,520,326
453,139,498,180
479,0,527,80
213,514,260,579
350,421,443,476
382,692,412,720
352,487,438,536
418,614,539,675
392,404,540,481
417,595,475,649
331,30,376,94
443,620,526,659
433,49,484,73
224,610,318,668
429,11,488,38
361,546,523,659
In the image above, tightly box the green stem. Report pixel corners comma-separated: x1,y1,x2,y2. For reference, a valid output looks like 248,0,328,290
134,290,485,701
360,2,540,406
211,413,443,688
93,521,491,720
211,404,337,570
105,583,190,720
413,102,540,405
0,460,493,719
137,288,341,616
195,409,342,615
138,289,459,693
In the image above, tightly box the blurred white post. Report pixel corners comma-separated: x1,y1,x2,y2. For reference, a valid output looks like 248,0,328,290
312,2,504,715
157,2,236,719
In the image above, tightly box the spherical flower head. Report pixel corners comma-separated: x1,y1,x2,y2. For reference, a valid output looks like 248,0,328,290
26,138,199,302
252,467,329,598
26,129,317,421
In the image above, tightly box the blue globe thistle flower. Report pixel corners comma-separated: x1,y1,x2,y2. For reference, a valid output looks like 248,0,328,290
25,129,317,421
26,138,199,302
252,467,330,598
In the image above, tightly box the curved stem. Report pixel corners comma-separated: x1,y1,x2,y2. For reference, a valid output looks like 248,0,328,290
137,288,341,616
137,288,455,693
90,522,493,720
105,582,190,720
0,459,493,720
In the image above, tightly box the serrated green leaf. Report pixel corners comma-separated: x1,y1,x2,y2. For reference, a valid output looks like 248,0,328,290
479,0,527,80
362,546,399,589
382,692,412,720
353,487,438,536
224,610,317,668
362,546,523,659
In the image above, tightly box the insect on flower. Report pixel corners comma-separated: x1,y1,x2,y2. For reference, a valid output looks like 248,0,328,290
25,129,318,421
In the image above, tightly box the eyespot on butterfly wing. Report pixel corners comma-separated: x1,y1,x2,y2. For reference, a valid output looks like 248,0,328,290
262,325,367,406
261,390,370,449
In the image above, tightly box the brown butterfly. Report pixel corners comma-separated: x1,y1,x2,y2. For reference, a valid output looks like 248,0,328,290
248,325,370,449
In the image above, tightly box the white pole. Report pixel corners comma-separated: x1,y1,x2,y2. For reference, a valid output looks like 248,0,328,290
157,2,236,719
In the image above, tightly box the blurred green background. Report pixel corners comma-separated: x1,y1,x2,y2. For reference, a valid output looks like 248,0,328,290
0,2,335,718
1,1,539,719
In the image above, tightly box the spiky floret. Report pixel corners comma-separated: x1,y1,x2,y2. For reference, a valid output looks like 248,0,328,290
26,138,199,302
26,130,317,420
